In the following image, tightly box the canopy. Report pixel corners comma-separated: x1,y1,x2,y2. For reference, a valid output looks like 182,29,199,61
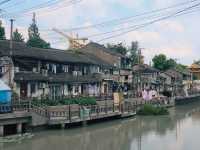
0,80,11,91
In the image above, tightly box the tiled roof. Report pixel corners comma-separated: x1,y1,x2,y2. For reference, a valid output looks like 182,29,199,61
132,64,159,74
82,42,126,58
0,40,112,68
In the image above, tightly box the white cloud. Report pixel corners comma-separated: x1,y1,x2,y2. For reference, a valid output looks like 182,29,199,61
1,0,199,65
157,20,185,33
143,44,196,65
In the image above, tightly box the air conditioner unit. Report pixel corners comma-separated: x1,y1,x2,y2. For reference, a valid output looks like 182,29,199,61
33,67,37,73
41,69,48,76
73,71,78,76
38,83,46,89
14,67,19,73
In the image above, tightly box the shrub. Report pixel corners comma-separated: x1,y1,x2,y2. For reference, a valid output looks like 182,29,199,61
137,104,169,116
31,97,97,106
62,97,96,106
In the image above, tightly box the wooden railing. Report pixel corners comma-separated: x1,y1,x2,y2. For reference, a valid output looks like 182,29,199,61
12,101,30,112
10,97,174,125
46,102,136,124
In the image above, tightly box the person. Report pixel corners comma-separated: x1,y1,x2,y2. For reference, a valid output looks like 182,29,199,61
142,89,148,100
152,88,158,99
147,89,152,101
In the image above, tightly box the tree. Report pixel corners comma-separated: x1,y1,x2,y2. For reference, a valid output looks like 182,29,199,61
176,63,187,72
13,29,24,42
152,54,177,71
152,54,167,70
128,41,140,66
0,21,5,40
26,13,50,49
194,60,200,65
107,43,127,55
166,58,177,69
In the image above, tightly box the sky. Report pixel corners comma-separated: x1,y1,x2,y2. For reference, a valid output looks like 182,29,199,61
0,0,200,65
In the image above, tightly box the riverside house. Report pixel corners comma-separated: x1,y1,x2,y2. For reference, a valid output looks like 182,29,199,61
79,42,132,92
0,40,118,100
162,69,192,96
132,64,161,96
189,63,200,80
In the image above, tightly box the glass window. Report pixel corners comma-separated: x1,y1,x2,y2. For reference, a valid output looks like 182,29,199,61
31,83,36,94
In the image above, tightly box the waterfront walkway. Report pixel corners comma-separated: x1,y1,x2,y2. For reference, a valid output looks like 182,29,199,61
11,97,174,126
0,97,175,136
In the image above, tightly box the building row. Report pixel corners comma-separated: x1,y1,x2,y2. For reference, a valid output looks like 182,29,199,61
0,40,193,101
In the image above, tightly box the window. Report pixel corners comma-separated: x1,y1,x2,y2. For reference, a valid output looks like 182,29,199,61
75,86,79,93
125,75,128,80
63,65,69,73
31,83,36,94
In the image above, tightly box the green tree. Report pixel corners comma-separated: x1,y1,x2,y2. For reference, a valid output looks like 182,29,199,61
176,63,187,72
166,58,177,69
152,54,177,71
13,29,24,42
129,41,140,66
0,21,5,40
194,60,200,65
107,43,127,55
26,13,50,49
152,54,167,70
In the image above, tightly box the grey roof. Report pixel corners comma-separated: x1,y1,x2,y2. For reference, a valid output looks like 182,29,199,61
164,69,183,79
14,72,103,83
82,42,126,58
132,64,159,74
0,40,112,68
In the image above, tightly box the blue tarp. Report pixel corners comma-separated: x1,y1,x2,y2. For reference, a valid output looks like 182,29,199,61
0,91,11,104
0,80,11,104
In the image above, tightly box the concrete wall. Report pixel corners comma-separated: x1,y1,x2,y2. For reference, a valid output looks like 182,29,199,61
31,112,48,127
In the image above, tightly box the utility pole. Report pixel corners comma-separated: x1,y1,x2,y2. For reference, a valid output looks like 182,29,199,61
9,19,14,87
10,19,14,52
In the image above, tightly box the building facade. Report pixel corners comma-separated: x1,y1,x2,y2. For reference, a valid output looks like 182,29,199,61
0,40,117,100
79,42,132,92
132,64,161,96
189,63,200,80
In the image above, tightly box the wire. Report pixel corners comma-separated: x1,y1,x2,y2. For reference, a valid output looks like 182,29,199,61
48,6,200,45
0,0,11,6
1,0,82,18
96,2,200,42
37,0,200,38
1,0,25,9
56,0,200,32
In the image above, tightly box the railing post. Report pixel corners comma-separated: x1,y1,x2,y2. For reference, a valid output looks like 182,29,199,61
113,102,114,112
28,100,31,112
97,105,99,116
69,104,71,123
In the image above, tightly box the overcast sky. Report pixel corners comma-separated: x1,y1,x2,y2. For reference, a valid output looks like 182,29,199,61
1,0,200,65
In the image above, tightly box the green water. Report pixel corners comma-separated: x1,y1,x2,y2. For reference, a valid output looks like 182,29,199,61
2,102,200,150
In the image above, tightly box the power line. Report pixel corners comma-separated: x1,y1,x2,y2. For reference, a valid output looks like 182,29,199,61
37,0,200,38
87,6,200,39
0,0,11,6
49,7,200,45
1,0,82,18
43,1,200,45
0,0,64,17
57,0,200,32
0,0,25,9
96,2,200,42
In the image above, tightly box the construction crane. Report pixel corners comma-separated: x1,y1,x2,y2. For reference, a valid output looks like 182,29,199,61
52,28,88,49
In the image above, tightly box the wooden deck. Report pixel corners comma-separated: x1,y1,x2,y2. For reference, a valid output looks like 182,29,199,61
47,102,136,125
11,98,175,127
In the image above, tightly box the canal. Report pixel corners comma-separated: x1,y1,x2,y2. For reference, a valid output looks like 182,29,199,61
2,101,200,150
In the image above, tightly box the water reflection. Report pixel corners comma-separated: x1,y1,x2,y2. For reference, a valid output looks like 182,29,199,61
3,102,200,150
